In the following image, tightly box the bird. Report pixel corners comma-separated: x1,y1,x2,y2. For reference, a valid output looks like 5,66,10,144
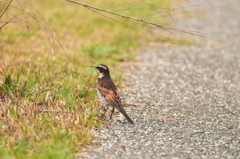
91,64,134,124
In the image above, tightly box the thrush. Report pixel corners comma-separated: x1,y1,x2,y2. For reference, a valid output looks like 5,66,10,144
91,64,134,124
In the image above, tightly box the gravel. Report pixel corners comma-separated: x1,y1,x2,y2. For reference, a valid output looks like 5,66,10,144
83,0,240,158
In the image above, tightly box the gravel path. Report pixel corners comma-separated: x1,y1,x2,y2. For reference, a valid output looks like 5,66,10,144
84,0,240,158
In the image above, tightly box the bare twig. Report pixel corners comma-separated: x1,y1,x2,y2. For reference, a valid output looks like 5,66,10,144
105,0,146,10
143,11,195,20
0,0,70,61
0,0,12,18
0,1,7,13
67,0,204,37
128,18,167,42
112,4,202,12
0,16,16,29
109,0,175,21
24,0,57,61
85,6,163,41
137,4,200,19
121,0,145,12
0,19,28,23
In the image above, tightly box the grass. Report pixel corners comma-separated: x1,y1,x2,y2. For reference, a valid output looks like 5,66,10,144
0,0,173,158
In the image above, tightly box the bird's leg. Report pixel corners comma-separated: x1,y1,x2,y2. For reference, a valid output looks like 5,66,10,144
100,105,109,119
110,107,115,119
103,106,108,115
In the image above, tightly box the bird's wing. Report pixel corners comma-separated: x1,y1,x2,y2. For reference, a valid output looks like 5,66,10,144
97,81,121,108
97,80,134,124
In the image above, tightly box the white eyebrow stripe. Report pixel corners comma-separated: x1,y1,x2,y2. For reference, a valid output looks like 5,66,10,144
98,65,107,70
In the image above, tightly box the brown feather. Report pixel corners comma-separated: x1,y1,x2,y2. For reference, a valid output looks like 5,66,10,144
97,79,134,124
97,80,119,108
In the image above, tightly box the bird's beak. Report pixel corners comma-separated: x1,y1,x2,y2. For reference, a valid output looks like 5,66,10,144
91,65,96,68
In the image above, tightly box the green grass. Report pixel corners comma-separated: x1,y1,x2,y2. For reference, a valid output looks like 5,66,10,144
0,0,173,158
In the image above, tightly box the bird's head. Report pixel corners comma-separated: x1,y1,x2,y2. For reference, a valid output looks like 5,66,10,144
91,64,110,78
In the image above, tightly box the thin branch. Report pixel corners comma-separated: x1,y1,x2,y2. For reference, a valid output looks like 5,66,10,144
16,0,31,31
112,4,202,12
0,19,26,23
117,0,145,13
0,0,12,18
137,10,168,18
129,1,145,9
105,0,146,10
142,10,195,20
67,0,204,37
24,0,57,61
0,1,7,14
0,16,15,29
112,6,174,12
111,2,174,22
111,3,201,24
85,6,162,41
138,5,200,19
137,21,163,42
0,0,70,61
131,0,175,21
127,18,165,42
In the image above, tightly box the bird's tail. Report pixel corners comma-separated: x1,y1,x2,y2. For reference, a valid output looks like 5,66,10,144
118,105,134,124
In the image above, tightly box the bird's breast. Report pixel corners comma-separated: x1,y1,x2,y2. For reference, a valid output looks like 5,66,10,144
97,87,110,106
